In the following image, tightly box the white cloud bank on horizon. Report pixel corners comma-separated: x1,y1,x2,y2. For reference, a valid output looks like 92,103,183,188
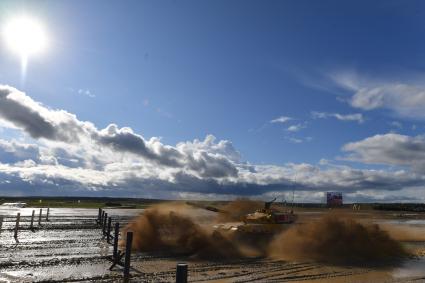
0,85,424,202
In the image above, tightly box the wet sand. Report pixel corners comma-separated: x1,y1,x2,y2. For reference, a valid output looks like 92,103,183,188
0,207,424,282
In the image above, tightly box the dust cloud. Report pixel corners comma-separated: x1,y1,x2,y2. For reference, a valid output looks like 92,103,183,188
123,202,409,264
381,224,425,242
122,203,243,259
268,214,408,264
215,198,263,222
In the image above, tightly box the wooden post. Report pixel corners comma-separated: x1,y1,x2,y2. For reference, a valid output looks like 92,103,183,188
97,208,102,224
38,209,42,226
46,208,50,221
107,217,112,243
113,222,120,262
103,213,108,235
176,263,188,283
30,210,35,230
14,213,20,239
123,231,133,282
101,210,105,230
0,216,3,233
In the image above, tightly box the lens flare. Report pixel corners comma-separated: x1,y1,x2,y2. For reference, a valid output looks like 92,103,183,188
3,16,48,81
4,16,47,57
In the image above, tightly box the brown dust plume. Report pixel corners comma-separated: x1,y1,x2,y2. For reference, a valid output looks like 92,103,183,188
123,203,409,265
215,198,263,222
268,214,408,264
122,203,243,259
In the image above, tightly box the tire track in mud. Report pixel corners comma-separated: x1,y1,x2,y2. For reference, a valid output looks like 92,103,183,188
111,259,363,283
241,266,370,282
264,271,362,282
191,261,323,283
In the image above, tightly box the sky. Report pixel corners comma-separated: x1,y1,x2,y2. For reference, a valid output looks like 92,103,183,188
0,0,425,202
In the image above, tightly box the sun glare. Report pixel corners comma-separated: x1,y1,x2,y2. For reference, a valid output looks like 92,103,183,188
3,16,47,59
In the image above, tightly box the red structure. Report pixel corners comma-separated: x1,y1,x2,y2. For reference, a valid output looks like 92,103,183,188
326,192,343,207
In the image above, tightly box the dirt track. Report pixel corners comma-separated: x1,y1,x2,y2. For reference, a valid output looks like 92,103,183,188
0,207,424,282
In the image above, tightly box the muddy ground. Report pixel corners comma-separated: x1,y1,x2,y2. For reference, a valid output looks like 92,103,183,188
0,207,424,282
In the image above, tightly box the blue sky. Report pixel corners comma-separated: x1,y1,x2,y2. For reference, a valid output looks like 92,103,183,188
0,1,425,202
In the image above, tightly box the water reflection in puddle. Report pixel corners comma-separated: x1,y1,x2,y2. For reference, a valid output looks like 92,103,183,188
392,257,425,279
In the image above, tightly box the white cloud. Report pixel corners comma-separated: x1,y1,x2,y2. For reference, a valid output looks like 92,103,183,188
389,121,403,129
343,133,425,173
311,111,364,123
0,153,421,200
286,123,306,132
0,139,41,164
0,85,238,178
0,85,424,201
331,72,425,119
288,138,303,144
78,89,95,98
270,116,292,123
286,137,312,144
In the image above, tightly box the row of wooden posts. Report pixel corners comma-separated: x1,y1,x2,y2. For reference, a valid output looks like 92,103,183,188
97,208,134,282
97,208,188,283
0,208,50,240
0,208,188,282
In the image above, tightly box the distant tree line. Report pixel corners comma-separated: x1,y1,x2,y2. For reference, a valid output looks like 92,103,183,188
373,203,425,212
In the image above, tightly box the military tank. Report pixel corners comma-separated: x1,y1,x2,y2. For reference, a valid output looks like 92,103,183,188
187,198,297,235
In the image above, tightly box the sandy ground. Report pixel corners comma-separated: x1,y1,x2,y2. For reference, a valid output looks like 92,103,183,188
0,207,424,282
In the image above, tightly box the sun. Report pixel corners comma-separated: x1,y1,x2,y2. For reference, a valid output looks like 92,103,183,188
3,16,47,60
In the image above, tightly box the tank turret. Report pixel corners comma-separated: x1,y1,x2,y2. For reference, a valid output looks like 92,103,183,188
187,199,297,235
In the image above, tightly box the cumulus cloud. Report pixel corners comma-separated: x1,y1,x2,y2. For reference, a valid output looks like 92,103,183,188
331,72,425,119
0,157,422,199
0,85,425,201
0,139,41,164
311,111,364,123
0,86,89,142
343,133,425,172
176,135,239,178
96,124,181,166
0,85,238,178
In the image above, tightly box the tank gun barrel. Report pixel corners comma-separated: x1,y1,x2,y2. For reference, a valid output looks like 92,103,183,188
186,202,228,214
